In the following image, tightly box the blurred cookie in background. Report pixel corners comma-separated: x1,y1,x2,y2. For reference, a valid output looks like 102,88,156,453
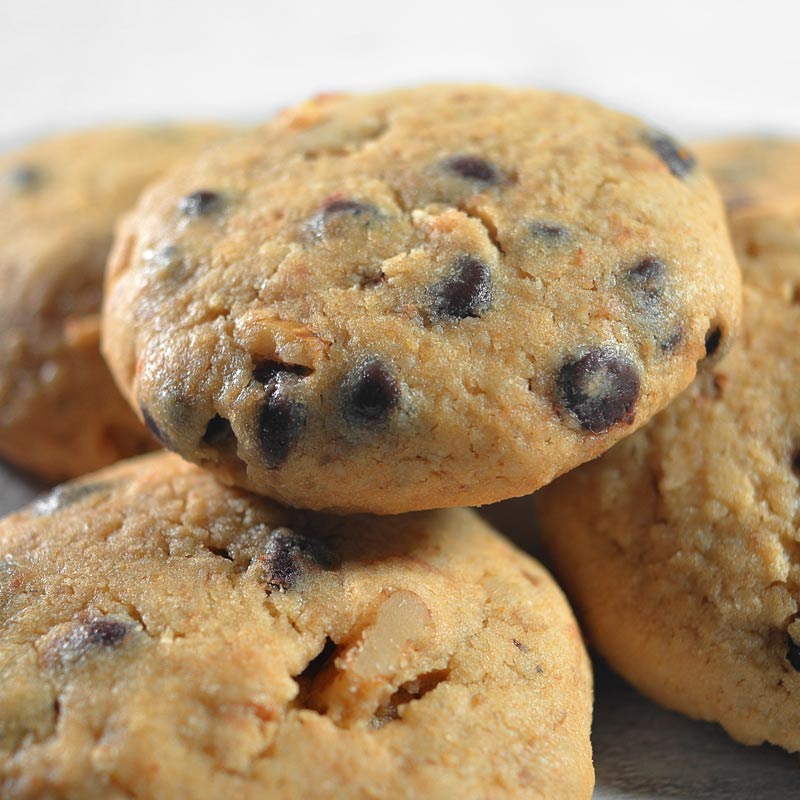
537,145,800,751
696,137,800,211
0,123,231,482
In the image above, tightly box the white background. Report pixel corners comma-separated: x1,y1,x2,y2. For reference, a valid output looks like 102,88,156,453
2,0,800,144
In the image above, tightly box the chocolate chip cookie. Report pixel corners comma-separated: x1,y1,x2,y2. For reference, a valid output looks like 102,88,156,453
696,137,800,211
0,124,230,481
103,85,741,513
0,451,593,799
537,147,800,750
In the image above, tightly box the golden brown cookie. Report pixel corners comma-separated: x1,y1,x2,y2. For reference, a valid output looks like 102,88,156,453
103,85,741,514
0,452,593,799
696,137,800,211
0,124,230,481
537,151,800,751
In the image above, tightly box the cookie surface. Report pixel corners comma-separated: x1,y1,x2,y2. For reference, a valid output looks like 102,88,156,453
537,157,800,750
103,85,741,513
0,124,229,481
0,452,593,799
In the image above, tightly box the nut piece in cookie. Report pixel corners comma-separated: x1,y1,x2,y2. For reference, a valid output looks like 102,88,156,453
0,123,230,481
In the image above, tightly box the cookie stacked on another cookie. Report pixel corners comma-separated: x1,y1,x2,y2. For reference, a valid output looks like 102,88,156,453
0,124,230,482
537,140,800,751
102,85,741,513
0,452,594,799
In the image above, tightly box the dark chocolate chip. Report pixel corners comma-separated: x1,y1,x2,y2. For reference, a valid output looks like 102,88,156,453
178,189,222,217
627,257,666,302
430,255,493,320
253,360,313,385
33,481,112,516
340,359,400,428
787,635,800,671
557,348,640,433
140,406,168,446
258,386,306,469
442,155,499,184
7,164,42,190
643,130,697,179
512,638,530,653
49,617,130,663
260,527,336,592
529,221,571,244
306,198,378,239
322,198,373,217
704,326,722,358
792,449,800,476
660,327,683,353
84,618,129,648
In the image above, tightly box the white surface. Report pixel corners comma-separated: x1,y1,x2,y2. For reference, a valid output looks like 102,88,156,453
1,0,800,142
2,2,799,794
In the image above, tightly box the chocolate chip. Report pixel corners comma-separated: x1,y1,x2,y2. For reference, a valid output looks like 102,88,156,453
660,327,683,353
178,189,222,217
48,617,130,664
323,198,372,216
430,255,493,320
84,618,129,648
644,130,696,179
253,360,312,385
792,449,800,476
306,198,378,239
557,348,640,433
443,155,499,184
33,481,112,516
258,386,306,468
340,359,400,427
140,406,168,446
260,527,336,592
787,635,800,671
529,222,571,244
704,326,722,359
7,164,42,190
627,257,666,302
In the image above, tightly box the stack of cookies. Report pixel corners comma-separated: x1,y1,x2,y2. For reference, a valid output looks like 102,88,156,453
0,85,792,798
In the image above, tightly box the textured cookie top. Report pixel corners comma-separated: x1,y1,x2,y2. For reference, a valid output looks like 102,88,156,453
537,161,800,750
103,85,741,513
0,452,592,799
696,137,800,211
0,124,229,481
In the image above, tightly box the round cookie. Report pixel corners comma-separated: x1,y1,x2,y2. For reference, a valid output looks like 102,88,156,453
0,452,593,799
695,137,800,211
103,85,741,514
536,190,800,750
0,124,230,482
